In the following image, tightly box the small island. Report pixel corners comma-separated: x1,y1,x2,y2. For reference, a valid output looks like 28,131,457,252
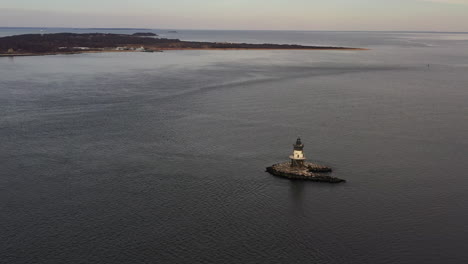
0,33,365,57
266,138,345,183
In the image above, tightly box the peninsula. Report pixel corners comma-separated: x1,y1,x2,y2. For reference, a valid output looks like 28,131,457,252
0,33,364,56
132,32,158,37
266,138,345,183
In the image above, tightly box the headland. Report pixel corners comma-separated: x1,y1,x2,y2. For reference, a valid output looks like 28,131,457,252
0,33,366,57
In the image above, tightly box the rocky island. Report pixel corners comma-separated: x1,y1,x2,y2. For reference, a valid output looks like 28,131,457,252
0,33,364,56
266,138,345,183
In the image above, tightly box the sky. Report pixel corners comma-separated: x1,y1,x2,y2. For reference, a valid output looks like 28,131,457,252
1,0,468,31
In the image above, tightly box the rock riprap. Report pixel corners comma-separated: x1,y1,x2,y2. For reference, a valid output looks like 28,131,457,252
266,162,345,183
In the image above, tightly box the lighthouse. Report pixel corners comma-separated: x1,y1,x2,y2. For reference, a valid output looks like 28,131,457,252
290,137,306,168
266,137,342,182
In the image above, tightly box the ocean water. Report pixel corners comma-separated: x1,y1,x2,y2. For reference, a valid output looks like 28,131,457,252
1,29,468,264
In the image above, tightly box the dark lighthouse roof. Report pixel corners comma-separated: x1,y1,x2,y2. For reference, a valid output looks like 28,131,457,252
293,137,304,150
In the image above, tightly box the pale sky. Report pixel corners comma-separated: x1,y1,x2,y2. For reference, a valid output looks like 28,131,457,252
1,0,467,31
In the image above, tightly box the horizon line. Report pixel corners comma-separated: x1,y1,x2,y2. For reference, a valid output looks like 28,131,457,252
1,26,468,34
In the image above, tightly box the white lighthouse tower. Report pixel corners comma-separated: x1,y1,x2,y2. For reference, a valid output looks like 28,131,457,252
290,137,306,168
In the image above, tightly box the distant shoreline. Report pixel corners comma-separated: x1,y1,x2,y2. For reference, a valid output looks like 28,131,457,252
1,27,468,34
0,32,367,57
0,48,367,57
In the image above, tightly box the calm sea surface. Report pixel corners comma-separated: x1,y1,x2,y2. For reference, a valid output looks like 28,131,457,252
1,29,468,264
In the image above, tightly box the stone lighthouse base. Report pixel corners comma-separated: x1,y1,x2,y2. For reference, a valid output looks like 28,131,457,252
266,162,345,183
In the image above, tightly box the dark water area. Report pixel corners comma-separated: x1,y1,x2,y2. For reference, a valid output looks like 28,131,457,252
1,30,468,264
